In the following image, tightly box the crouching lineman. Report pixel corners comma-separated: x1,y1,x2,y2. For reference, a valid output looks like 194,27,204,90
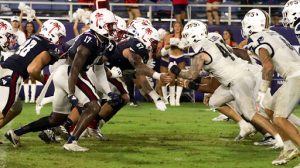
242,9,300,166
167,20,284,149
1,19,65,135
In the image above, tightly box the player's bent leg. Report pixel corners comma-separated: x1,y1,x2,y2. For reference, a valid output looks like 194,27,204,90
0,99,22,129
5,112,68,147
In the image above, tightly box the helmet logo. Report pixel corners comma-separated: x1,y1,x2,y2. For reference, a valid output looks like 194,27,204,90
49,22,61,34
145,28,152,35
0,22,7,30
95,13,103,27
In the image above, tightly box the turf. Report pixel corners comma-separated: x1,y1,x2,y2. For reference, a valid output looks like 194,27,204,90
0,103,300,168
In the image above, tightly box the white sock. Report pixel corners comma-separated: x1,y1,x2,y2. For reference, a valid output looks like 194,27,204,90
148,90,160,102
283,140,297,151
161,86,168,102
238,119,247,129
23,84,29,101
30,83,36,101
274,134,284,145
169,86,175,105
175,86,183,104
264,133,272,138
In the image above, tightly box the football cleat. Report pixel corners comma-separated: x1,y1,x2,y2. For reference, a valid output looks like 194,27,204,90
63,141,89,152
38,129,58,144
87,128,109,141
272,148,300,165
5,130,20,148
234,122,256,142
212,114,229,122
254,136,276,146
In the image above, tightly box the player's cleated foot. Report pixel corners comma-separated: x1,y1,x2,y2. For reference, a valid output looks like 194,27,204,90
38,129,58,144
5,130,20,148
272,148,300,165
271,141,284,149
234,123,256,142
129,101,138,107
212,114,229,122
63,141,89,152
53,126,69,140
87,128,109,141
254,136,276,146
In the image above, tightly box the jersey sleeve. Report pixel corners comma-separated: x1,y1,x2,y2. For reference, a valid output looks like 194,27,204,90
129,39,149,63
78,34,98,53
247,35,274,57
295,23,300,44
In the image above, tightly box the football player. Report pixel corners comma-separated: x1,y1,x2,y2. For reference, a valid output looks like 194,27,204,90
243,9,300,166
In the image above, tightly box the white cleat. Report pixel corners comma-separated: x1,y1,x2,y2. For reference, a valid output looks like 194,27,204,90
234,123,256,142
272,148,300,165
87,128,109,141
212,114,229,122
63,141,89,152
254,136,276,146
271,141,284,150
5,130,20,148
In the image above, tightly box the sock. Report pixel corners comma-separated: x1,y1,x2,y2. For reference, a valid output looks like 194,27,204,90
63,118,73,133
148,90,160,102
175,86,183,104
264,133,272,138
161,86,168,102
238,119,247,129
283,140,297,151
23,84,29,101
67,135,77,143
14,116,51,136
169,86,175,105
274,134,283,145
30,83,36,102
99,119,106,129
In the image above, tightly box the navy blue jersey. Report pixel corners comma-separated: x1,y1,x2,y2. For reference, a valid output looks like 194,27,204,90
106,38,148,70
1,35,59,79
67,30,109,71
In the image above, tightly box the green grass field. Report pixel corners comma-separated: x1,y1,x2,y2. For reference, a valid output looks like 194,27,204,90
0,103,300,168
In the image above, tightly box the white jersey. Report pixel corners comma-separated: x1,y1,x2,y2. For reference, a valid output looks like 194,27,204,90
192,38,250,86
294,23,300,44
247,30,300,79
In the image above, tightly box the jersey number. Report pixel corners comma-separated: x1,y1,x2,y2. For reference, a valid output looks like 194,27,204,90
136,43,144,50
16,39,37,57
84,36,92,43
215,43,235,61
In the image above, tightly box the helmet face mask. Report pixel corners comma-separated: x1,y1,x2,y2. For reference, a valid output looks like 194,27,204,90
181,20,207,49
138,26,159,51
282,0,300,28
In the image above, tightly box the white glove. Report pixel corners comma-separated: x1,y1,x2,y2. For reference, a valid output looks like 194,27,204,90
168,61,177,71
146,59,155,69
256,91,266,110
170,38,180,47
110,66,122,78
155,99,167,111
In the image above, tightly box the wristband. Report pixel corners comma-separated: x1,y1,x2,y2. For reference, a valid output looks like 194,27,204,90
152,72,161,80
259,80,271,93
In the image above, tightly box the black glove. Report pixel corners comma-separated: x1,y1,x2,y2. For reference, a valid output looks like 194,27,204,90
107,92,122,106
67,94,78,109
0,75,12,87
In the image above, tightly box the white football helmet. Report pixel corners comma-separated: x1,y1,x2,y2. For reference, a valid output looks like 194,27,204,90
127,17,152,37
181,20,207,48
39,19,66,45
241,9,270,38
282,0,300,28
138,26,159,51
0,19,13,51
89,9,117,38
114,15,128,41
